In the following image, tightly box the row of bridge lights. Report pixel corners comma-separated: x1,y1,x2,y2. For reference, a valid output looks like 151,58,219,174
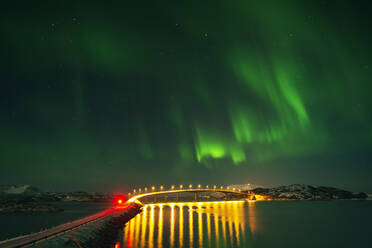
128,185,241,196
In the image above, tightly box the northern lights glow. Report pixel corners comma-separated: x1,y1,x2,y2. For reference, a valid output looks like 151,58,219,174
1,0,372,191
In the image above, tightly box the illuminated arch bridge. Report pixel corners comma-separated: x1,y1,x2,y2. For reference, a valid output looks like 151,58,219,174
127,184,251,204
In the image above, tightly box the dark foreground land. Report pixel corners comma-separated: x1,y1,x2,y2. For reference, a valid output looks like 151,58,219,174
0,202,142,248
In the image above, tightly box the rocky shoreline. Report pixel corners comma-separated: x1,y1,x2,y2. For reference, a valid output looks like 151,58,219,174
0,185,112,213
0,199,63,213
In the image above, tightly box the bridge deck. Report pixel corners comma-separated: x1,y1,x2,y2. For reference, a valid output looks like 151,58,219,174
128,189,248,203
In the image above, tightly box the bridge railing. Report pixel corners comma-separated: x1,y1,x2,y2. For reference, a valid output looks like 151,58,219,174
127,184,243,198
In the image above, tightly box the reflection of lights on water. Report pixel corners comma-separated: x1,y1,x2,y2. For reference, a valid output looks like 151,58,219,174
140,206,147,248
221,202,227,247
206,202,211,247
170,204,175,248
214,203,220,248
134,209,141,247
227,204,234,247
233,201,241,246
123,201,250,247
179,203,184,248
198,204,203,247
158,204,163,247
248,201,258,236
188,203,193,248
148,205,155,248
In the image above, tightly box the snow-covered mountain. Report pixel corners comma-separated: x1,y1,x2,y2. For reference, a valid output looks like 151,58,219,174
0,185,43,196
251,184,367,200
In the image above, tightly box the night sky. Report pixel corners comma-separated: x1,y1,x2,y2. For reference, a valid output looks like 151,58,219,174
1,1,372,193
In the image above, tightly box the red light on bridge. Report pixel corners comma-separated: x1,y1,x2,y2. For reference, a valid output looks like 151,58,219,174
113,194,127,207
114,242,120,248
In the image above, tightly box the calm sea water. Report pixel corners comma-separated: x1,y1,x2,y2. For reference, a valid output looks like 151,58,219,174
0,202,109,241
122,201,372,248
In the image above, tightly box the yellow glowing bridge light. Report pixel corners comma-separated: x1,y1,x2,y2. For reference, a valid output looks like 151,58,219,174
139,188,142,193
145,187,148,192
213,185,217,189
171,185,175,190
227,187,230,190
180,185,183,189
133,189,137,194
160,185,164,191
206,185,209,189
189,184,193,189
198,184,201,189
220,186,223,190
152,186,155,191
232,188,236,191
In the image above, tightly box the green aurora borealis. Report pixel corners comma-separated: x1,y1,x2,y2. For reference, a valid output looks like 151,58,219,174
1,1,372,192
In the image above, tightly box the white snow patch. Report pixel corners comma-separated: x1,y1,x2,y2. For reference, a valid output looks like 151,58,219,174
4,185,31,194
